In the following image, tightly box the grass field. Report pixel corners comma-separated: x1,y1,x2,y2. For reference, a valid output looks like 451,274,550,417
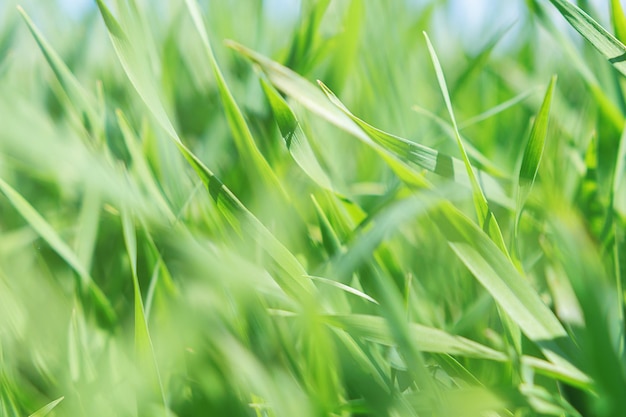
1,0,625,416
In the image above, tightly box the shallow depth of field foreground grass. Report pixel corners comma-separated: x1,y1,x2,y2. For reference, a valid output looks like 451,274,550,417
1,0,626,416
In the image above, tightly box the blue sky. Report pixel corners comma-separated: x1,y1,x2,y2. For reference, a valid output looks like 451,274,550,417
9,0,619,35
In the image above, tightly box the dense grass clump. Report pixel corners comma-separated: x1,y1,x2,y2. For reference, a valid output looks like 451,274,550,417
1,0,626,416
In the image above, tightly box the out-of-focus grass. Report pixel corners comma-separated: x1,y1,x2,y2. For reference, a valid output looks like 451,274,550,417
0,0,625,416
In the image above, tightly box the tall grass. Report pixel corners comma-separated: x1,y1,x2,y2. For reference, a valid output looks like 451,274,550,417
0,0,625,416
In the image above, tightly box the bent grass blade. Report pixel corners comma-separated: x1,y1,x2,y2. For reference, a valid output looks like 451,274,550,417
548,0,626,77
28,396,64,417
228,41,513,209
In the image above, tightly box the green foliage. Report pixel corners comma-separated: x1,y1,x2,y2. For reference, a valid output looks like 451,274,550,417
1,0,625,416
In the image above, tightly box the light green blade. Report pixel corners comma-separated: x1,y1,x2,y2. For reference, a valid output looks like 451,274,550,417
121,208,167,410
28,396,64,417
325,314,507,361
260,77,335,192
423,32,508,256
548,0,626,77
440,209,589,384
516,76,557,236
611,0,626,42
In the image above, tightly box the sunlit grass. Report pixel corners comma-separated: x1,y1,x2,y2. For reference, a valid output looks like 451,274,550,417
0,1,625,416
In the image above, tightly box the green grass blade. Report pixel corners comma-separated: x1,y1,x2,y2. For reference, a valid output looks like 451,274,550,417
325,314,506,361
423,32,487,218
0,177,116,326
260,77,335,192
534,1,624,133
521,356,592,388
121,208,167,410
307,275,378,304
330,191,445,283
613,127,626,216
316,81,513,209
0,384,20,417
450,23,514,95
611,0,626,42
17,6,102,140
412,104,509,178
413,88,538,175
95,0,177,141
28,396,64,417
439,209,589,383
458,89,539,129
183,0,290,203
311,194,344,257
423,32,508,256
515,76,557,231
548,0,626,77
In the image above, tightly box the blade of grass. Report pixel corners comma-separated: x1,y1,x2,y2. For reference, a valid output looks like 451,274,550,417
183,0,290,204
17,6,103,142
423,32,508,256
515,76,557,238
612,126,626,216
316,81,513,209
325,314,506,361
412,87,538,175
450,22,515,95
67,303,96,382
611,0,626,42
548,0,626,77
0,383,20,417
441,209,589,385
307,275,378,304
121,208,167,411
458,89,539,128
412,103,510,177
0,177,116,326
28,396,64,417
311,194,344,257
260,77,335,192
533,0,624,133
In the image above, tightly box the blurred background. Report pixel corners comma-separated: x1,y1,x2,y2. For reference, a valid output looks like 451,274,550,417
1,0,626,416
